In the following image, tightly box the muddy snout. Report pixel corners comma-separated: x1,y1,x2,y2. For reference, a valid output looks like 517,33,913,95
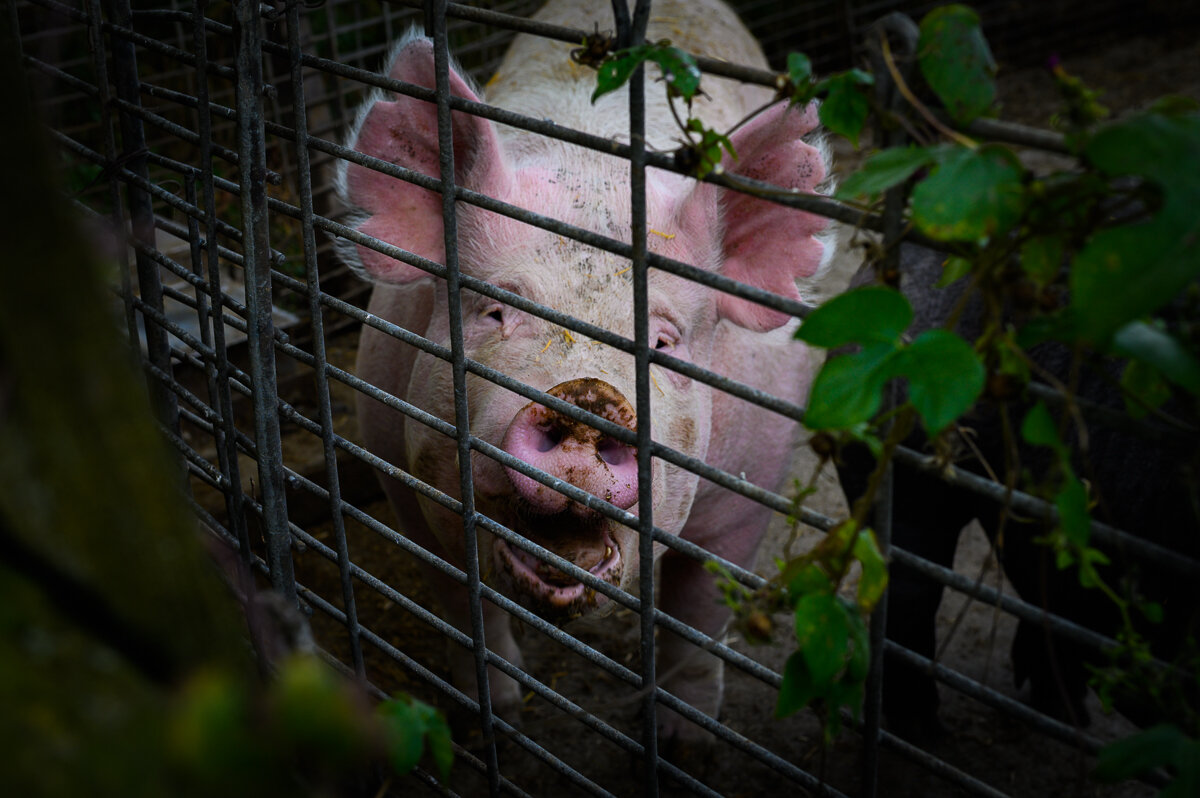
500,378,638,515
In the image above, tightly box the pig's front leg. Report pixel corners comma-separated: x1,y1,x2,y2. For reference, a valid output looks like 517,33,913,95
656,496,771,752
442,588,526,725
399,505,527,725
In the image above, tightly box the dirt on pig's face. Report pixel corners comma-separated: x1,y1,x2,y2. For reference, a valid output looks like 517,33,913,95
404,166,723,621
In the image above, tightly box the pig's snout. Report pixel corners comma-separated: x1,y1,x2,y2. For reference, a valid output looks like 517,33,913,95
501,378,638,514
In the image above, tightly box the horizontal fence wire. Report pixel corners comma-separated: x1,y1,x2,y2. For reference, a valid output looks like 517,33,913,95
22,0,1196,796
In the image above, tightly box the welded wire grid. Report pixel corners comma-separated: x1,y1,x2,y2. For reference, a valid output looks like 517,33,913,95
15,0,1199,796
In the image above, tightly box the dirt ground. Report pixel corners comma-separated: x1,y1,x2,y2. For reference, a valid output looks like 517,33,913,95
247,27,1200,798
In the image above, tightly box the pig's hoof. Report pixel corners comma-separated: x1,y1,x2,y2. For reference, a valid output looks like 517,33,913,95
491,683,524,727
660,734,716,787
657,709,717,783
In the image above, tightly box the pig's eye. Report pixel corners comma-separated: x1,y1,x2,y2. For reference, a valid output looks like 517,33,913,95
653,326,679,352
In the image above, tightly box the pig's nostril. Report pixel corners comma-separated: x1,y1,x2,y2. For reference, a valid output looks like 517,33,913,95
534,424,563,453
597,437,629,467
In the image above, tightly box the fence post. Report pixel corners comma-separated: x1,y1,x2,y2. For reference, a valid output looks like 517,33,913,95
233,0,296,602
101,0,180,432
425,0,502,792
861,13,919,798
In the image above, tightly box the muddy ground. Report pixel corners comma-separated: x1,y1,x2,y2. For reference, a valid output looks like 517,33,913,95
198,26,1200,798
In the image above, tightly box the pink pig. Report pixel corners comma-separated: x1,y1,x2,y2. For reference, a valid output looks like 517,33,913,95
340,0,831,745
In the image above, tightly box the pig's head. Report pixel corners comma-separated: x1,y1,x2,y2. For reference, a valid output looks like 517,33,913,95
339,36,829,621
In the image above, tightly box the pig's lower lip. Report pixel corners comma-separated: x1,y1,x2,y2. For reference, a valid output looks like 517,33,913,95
494,533,620,611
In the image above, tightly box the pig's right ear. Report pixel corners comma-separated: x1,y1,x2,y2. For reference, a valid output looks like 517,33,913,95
676,102,831,332
338,35,511,283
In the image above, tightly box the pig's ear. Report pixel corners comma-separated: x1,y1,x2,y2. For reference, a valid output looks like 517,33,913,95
338,35,511,283
705,102,831,331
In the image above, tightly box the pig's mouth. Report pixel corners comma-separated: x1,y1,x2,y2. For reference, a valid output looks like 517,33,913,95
493,525,622,618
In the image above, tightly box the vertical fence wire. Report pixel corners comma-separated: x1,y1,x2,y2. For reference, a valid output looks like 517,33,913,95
84,0,138,354
285,0,366,680
614,0,660,793
103,0,180,432
234,0,296,601
860,15,919,797
426,0,503,793
190,0,253,559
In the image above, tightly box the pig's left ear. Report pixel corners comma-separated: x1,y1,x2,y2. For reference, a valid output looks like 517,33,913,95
696,102,830,331
339,35,512,283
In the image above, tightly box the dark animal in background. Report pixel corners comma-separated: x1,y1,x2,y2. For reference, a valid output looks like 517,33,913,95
837,244,1200,740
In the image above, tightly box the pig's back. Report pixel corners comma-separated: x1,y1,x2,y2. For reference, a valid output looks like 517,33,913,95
484,0,773,158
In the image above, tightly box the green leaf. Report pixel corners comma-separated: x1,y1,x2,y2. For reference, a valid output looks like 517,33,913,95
1112,320,1200,395
1164,741,1200,798
852,528,888,613
935,256,972,288
272,656,364,764
422,710,454,781
1121,358,1172,418
795,286,913,348
911,145,1026,242
591,44,701,103
918,5,997,124
1149,95,1200,115
787,52,813,86
897,329,985,434
1139,601,1164,624
803,342,899,430
776,651,817,718
787,562,833,601
1021,234,1066,285
835,146,936,202
593,53,641,103
1056,474,1091,547
170,670,258,776
1094,724,1187,782
1021,402,1072,461
818,69,874,147
845,610,871,683
647,45,702,100
1069,111,1200,343
829,680,865,724
684,118,737,178
794,592,851,686
378,699,425,775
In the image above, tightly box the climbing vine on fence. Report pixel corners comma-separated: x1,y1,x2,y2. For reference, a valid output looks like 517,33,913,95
583,3,1200,788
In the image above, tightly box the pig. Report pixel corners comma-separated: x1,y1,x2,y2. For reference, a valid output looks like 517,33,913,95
338,0,832,746
837,244,1200,741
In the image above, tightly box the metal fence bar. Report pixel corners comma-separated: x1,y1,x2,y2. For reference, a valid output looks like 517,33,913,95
82,0,138,354
893,444,1200,579
425,0,502,792
860,15,918,796
189,0,252,559
875,728,1011,798
233,0,295,601
103,0,180,430
614,1,660,791
285,0,365,681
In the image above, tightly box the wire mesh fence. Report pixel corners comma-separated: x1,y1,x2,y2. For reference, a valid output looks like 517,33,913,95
14,0,1199,796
